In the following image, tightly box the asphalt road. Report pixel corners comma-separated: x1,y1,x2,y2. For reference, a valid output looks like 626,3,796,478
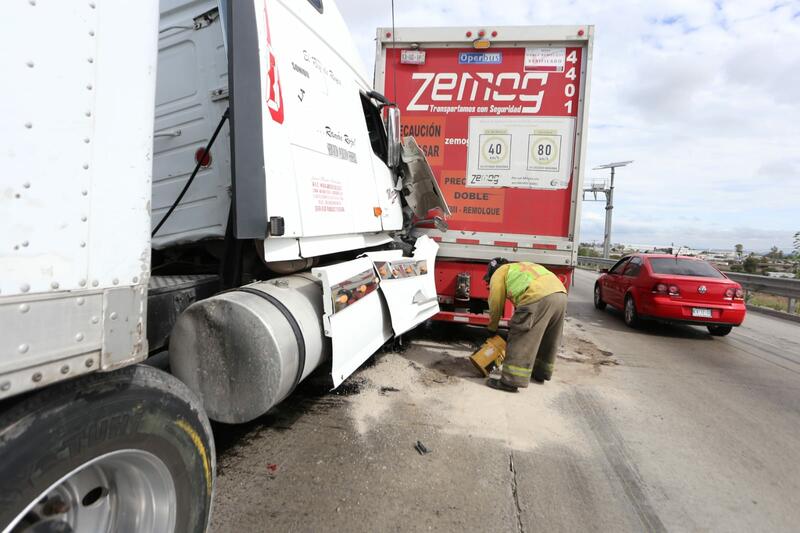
210,269,800,532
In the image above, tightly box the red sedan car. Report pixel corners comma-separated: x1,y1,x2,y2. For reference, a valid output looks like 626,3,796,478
594,254,746,336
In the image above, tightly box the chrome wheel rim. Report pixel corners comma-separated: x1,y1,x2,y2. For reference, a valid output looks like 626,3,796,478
8,449,176,533
594,286,601,304
625,299,634,323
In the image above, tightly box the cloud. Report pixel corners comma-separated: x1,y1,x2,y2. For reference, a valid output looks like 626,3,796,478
335,0,800,250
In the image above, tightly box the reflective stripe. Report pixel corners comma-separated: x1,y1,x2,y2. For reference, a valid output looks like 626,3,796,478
504,364,532,377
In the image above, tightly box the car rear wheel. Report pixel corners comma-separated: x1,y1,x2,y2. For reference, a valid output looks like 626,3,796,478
623,295,640,328
707,325,733,336
593,284,606,310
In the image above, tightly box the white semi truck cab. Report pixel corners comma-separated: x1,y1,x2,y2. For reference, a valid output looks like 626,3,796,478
0,1,447,530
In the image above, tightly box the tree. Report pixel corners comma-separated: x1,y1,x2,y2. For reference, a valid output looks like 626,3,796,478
578,246,600,258
743,255,760,274
767,246,783,261
734,243,743,260
795,232,800,254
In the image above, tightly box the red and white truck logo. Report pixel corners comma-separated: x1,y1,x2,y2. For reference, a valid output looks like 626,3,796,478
263,1,284,124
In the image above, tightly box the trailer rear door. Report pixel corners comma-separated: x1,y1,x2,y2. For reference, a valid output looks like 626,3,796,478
374,26,593,267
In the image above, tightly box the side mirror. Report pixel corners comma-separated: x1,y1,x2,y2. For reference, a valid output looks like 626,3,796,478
385,106,401,169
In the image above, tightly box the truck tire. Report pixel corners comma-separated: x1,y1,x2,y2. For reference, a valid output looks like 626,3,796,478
0,365,215,533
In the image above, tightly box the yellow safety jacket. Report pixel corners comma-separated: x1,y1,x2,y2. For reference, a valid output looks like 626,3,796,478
487,262,566,332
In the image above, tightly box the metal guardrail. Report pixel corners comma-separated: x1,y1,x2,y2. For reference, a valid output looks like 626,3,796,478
577,256,800,315
576,256,617,269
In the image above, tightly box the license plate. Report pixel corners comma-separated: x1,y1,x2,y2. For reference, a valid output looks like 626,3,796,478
692,308,713,318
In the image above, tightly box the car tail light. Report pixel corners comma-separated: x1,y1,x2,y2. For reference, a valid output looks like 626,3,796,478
724,287,735,300
668,284,680,296
735,288,744,300
653,283,668,294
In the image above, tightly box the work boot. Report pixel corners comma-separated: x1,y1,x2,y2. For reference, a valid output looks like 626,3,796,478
486,378,518,393
532,370,550,384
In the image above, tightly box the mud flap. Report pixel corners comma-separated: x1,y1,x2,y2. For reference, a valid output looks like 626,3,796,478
313,236,440,388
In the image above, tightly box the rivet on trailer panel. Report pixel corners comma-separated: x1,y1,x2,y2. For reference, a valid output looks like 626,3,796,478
79,279,87,287
83,138,90,144
80,241,86,248
92,280,99,287
32,373,42,382
18,344,29,354
20,283,30,292
75,333,84,342
19,304,30,314
85,359,94,368
0,382,10,392
81,190,88,196
50,281,59,290
110,312,118,320
84,112,91,118
77,297,85,306
91,316,99,324
81,215,87,221
83,163,89,169
23,182,30,188
28,0,36,6
22,241,29,247
26,61,34,68
24,122,32,129
86,84,92,91
87,57,94,64
89,30,95,37
89,1,96,8
60,365,70,374
113,278,119,285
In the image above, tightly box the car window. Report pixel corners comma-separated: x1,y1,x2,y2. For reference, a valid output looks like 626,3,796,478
609,257,630,275
624,256,643,277
647,258,725,279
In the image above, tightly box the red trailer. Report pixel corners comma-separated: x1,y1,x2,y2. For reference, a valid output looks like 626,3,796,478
374,26,594,326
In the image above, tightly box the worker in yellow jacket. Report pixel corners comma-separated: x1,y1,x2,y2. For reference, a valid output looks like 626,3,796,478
484,258,567,392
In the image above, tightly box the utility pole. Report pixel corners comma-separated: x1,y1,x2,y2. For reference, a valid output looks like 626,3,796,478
583,161,632,259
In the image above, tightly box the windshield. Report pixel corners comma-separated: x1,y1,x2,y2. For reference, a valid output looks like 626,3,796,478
648,258,725,279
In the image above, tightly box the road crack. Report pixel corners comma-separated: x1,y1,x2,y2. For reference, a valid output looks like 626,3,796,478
509,452,525,533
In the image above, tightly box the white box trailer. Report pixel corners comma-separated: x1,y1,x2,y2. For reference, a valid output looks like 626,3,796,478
0,1,447,530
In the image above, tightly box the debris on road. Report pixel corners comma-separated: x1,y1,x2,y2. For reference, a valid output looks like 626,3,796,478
415,440,431,455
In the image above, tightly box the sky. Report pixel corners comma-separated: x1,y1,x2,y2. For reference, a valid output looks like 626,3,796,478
335,0,800,253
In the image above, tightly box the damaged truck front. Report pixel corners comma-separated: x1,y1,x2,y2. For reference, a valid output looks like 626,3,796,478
0,1,447,531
